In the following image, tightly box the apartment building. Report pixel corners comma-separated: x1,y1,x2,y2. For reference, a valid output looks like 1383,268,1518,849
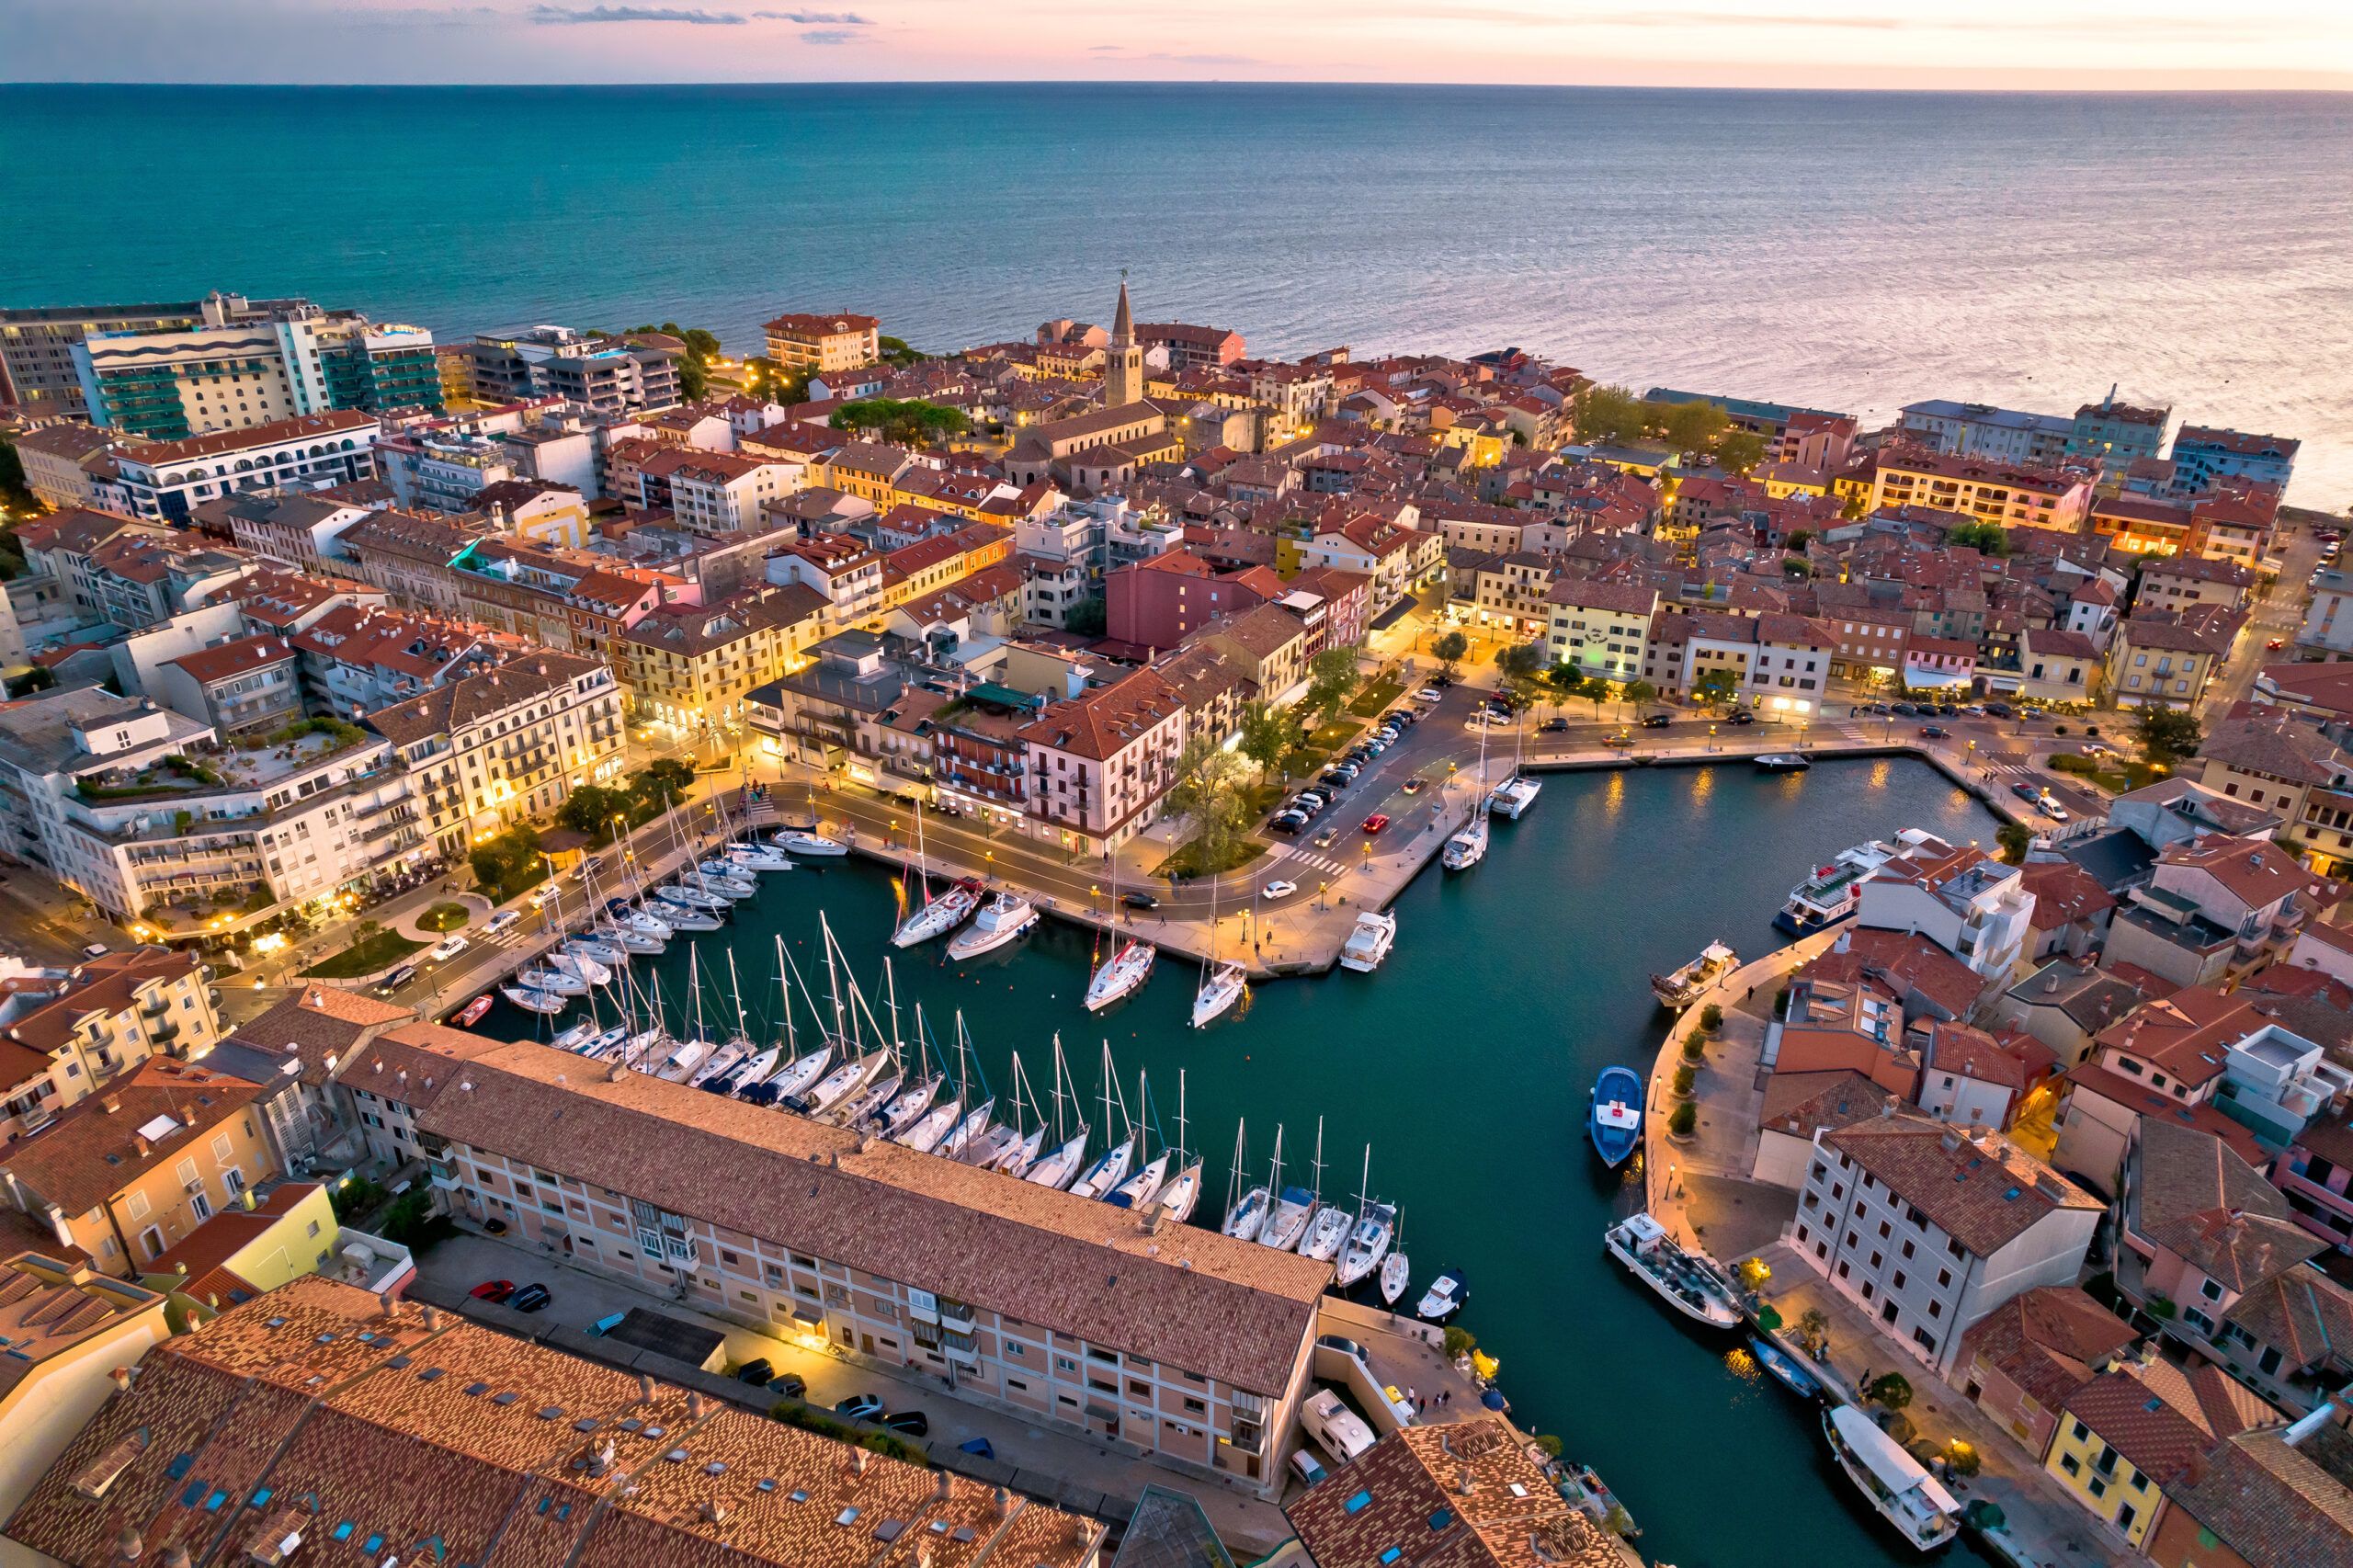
0,1058,272,1276
2043,1353,2277,1551
74,300,436,439
330,507,482,613
0,949,220,1145
2067,394,2170,471
2300,568,2353,656
0,297,223,415
468,324,682,413
7,422,116,512
1870,446,2095,534
2104,617,2229,708
1786,1112,2102,1374
1543,577,1656,680
364,653,626,858
614,585,830,733
1857,838,2036,981
766,530,889,629
6,1274,1108,1568
2016,627,2104,703
1018,667,1189,856
194,486,382,571
287,601,511,716
152,631,303,735
640,447,800,537
762,310,881,372
2171,426,2299,494
97,410,379,523
1898,399,2074,464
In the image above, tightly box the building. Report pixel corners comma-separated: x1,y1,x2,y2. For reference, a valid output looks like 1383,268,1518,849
1196,602,1311,708
0,949,221,1147
2172,426,2299,495
1106,552,1279,653
2107,618,2229,709
2015,627,2104,703
1785,1112,2102,1374
0,1250,170,1523
1137,321,1245,371
1855,838,2036,981
1018,668,1189,856
137,1177,412,1313
74,300,436,440
1899,400,2075,465
2068,393,2171,472
1953,1284,2137,1462
613,585,830,736
2302,569,2353,657
0,297,226,416
1279,1417,1623,1568
1752,1070,1896,1189
4,1273,1108,1568
99,411,379,523
762,311,881,374
2045,1352,2278,1551
2149,1421,2353,1568
468,324,681,413
0,1058,272,1277
7,423,115,512
1870,445,2094,534
152,632,303,735
1105,279,1144,408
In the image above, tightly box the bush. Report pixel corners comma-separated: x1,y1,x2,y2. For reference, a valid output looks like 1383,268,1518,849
378,1190,435,1244
1699,1003,1723,1033
1946,1440,1982,1478
1668,1102,1697,1137
331,1176,385,1222
418,902,469,934
1868,1371,1914,1411
1532,1434,1563,1458
1672,1063,1697,1096
1681,1029,1706,1062
1442,1325,1477,1360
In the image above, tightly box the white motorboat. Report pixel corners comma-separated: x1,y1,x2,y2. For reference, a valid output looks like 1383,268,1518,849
1440,814,1488,871
1415,1268,1467,1323
502,985,567,1015
945,893,1037,960
1068,1134,1135,1200
1157,1158,1204,1223
896,1096,961,1153
876,1073,944,1137
1604,1212,1744,1328
1108,1151,1171,1210
597,924,665,956
551,1020,596,1052
564,935,628,967
1260,1188,1315,1252
517,965,585,996
1775,838,1902,936
724,843,794,873
1298,1205,1351,1264
621,908,676,938
1336,1200,1396,1288
1183,938,1247,1017
1651,940,1738,1008
1085,940,1155,1012
1754,752,1812,774
548,950,612,988
892,880,982,948
1026,1131,1089,1190
1338,910,1398,973
1823,1405,1961,1552
1486,775,1542,818
759,1044,833,1104
1379,1251,1410,1306
775,827,850,858
654,1038,716,1084
797,1049,884,1117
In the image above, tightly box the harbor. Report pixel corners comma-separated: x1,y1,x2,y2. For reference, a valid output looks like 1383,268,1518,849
461,756,2005,1568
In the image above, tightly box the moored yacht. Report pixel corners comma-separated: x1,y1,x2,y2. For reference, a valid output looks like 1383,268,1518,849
1604,1212,1743,1328
1337,910,1398,973
1025,1131,1089,1190
1415,1267,1467,1323
945,893,1037,960
1587,1065,1643,1169
1084,940,1155,1012
892,879,982,948
502,985,566,1016
1259,1186,1316,1252
725,841,794,873
1336,1200,1396,1288
1651,940,1737,1008
1298,1204,1351,1264
1192,961,1248,1029
654,1037,716,1084
775,826,850,858
1822,1404,1961,1552
758,1043,834,1105
1775,838,1902,935
1753,752,1812,773
1107,1151,1171,1210
1441,814,1488,871
1067,1134,1135,1200
1486,775,1542,818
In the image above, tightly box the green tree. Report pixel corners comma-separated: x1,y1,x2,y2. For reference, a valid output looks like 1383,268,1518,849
559,783,635,840
1946,519,2012,557
1498,641,1547,683
1716,429,1768,473
1839,490,1869,521
1785,529,1813,551
1570,384,1648,448
1700,1003,1723,1032
878,335,925,367
1304,648,1362,727
1867,1372,1915,1411
634,758,696,812
1544,661,1585,719
2133,699,2202,766
1623,679,1657,711
1667,1101,1697,1137
1431,630,1469,677
1692,668,1738,706
0,436,40,517
1797,1307,1830,1355
1581,676,1614,719
1997,820,2035,865
1782,555,1812,578
835,397,972,446
1063,596,1107,636
1165,733,1255,877
1236,700,1299,780
1653,397,1729,455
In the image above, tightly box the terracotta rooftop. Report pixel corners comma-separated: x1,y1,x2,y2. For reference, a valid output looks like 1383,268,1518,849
2131,1119,2325,1291
0,1060,265,1218
1823,1113,2098,1258
1955,1284,2136,1416
1286,1417,1620,1568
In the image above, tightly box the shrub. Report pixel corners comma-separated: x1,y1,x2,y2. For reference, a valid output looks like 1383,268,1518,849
1672,1062,1697,1097
1699,1003,1723,1033
1442,1325,1477,1360
1868,1371,1914,1411
1946,1440,1982,1478
331,1176,385,1222
1681,1029,1706,1062
1668,1102,1697,1138
1532,1434,1563,1458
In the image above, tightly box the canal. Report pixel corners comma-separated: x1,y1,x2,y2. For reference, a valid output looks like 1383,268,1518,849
478,756,2002,1568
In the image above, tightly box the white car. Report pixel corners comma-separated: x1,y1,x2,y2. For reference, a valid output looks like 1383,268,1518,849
483,910,522,935
529,884,558,908
79,942,110,959
1414,687,1444,702
1262,880,1299,900
430,935,471,961
2081,742,2110,757
2039,796,2071,822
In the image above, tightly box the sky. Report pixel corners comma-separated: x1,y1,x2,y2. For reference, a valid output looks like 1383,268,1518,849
6,0,2353,87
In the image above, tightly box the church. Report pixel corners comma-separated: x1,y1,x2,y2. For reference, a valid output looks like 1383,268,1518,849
1003,277,1181,494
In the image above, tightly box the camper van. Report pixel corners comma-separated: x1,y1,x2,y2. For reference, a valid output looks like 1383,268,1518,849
1302,1389,1375,1463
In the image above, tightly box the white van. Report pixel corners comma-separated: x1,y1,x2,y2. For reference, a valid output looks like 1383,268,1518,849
1302,1389,1375,1463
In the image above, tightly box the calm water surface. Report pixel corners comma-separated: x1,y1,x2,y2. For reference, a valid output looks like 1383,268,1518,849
3,84,2350,507
479,758,2001,1568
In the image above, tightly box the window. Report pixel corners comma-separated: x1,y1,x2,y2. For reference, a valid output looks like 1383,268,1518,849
1345,1490,1372,1515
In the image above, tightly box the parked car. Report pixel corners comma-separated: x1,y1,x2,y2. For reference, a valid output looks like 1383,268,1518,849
1290,1447,1331,1488
79,942,109,959
1292,790,1330,812
1891,702,1918,716
2268,638,2287,651
735,1358,776,1388
1122,891,1159,910
483,909,522,935
835,1394,885,1421
375,964,417,994
881,1410,930,1437
1414,687,1445,702
2082,741,2111,757
1268,812,1310,835
1642,712,1672,728
1262,880,1299,900
470,1279,516,1302
1427,673,1453,687
510,1283,551,1313
430,935,470,961
1360,813,1391,836
776,1372,807,1399
1985,701,2015,718
1934,703,1959,717
2040,796,2072,822
1386,710,1419,727
1725,710,1756,726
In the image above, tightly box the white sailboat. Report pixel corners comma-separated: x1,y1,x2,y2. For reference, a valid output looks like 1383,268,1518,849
1379,1212,1410,1305
897,1094,961,1153
1085,938,1155,1012
892,801,981,947
1151,1071,1202,1221
1297,1124,1350,1264
1335,1145,1396,1289
726,840,794,873
1442,721,1490,871
503,985,567,1015
879,1071,945,1138
1222,1120,1270,1242
1025,1035,1091,1189
1192,875,1246,1029
1259,1119,1319,1254
944,1097,994,1161
775,825,850,857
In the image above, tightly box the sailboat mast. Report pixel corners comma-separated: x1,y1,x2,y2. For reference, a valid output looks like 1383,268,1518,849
1357,1143,1371,1221
1175,1068,1188,1164
821,913,848,1041
1311,1116,1325,1202
1225,1118,1246,1217
689,944,708,1043
885,958,904,1056
725,949,748,1041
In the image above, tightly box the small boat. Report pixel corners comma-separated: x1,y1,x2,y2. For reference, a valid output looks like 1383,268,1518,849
724,843,794,872
1750,1335,1824,1400
984,1122,1045,1176
1223,1184,1270,1242
1753,753,1812,773
1774,839,1901,936
698,868,758,900
451,994,495,1028
654,1038,715,1084
1299,1205,1351,1265
795,1049,883,1117
1822,1404,1961,1552
895,1096,962,1153
547,950,611,988
1085,940,1155,1012
1108,1151,1171,1210
551,1019,596,1052
664,906,726,932
1337,910,1398,973
943,1098,994,1161
1604,1212,1743,1328
1587,1065,1643,1168
1025,1131,1089,1190
517,965,586,996
712,1043,781,1095
1415,1267,1467,1323
876,1073,944,1136
1650,939,1737,1008
597,923,665,956
1380,1251,1410,1306
563,934,628,967
892,880,982,948
775,827,850,858
501,985,567,1016
1336,1200,1396,1288
761,1044,834,1105
1157,1158,1204,1223
1260,1187,1316,1253
1440,814,1488,871
621,908,676,938
657,882,728,911
945,894,1038,960
579,1025,630,1058
1486,775,1542,818
1067,1135,1136,1200
687,1040,749,1089
1191,960,1248,1029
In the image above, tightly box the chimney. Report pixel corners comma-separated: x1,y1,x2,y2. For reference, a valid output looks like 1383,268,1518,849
162,1549,193,1568
131,1133,150,1157
991,1486,1010,1518
848,1448,870,1475
114,1526,142,1563
699,1499,728,1524
109,1366,131,1392
637,1373,655,1404
933,1471,951,1502
100,1096,120,1116
688,1392,705,1420
1456,1466,1475,1497
421,1306,440,1330
378,1290,397,1318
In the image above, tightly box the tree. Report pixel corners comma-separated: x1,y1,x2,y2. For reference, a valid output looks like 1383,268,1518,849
2133,699,2202,766
1667,1101,1697,1137
1839,490,1868,521
1997,820,2035,864
1716,429,1768,473
1782,556,1812,577
1785,529,1813,551
835,397,972,446
1236,700,1299,780
1623,679,1658,712
559,783,634,840
631,322,722,403
1497,641,1547,684
1431,630,1469,676
0,436,40,517
1063,596,1107,636
1797,1308,1831,1354
1946,519,2012,558
1654,397,1729,456
634,758,696,812
1867,1372,1915,1411
1692,668,1738,706
1304,648,1362,728
1570,384,1648,448
1700,1003,1723,1032
1441,1325,1477,1360
1672,1062,1697,1096
1165,734,1254,877
878,335,925,367
1581,676,1614,719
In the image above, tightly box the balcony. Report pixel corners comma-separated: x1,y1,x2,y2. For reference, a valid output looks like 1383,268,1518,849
146,1020,180,1046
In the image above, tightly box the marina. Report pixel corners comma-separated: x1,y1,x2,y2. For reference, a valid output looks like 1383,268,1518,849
462,757,1999,1568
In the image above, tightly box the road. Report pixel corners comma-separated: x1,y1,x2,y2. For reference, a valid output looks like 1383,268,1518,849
2207,523,2325,714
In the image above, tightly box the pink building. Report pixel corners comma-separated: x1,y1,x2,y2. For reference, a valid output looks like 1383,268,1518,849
1904,634,1980,691
1104,551,1281,653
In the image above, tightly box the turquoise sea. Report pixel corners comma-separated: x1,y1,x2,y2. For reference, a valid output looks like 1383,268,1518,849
3,83,2351,506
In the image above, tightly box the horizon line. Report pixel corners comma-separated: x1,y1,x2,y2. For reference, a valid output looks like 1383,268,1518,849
6,77,2353,95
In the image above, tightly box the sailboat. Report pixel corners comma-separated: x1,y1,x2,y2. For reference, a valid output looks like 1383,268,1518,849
1069,1055,1136,1199
1260,1120,1319,1254
1085,939,1155,1012
1192,874,1247,1029
1024,1037,1090,1189
1222,1121,1270,1242
1488,692,1541,817
1297,1123,1351,1264
892,801,982,947
1335,1147,1397,1289
965,1051,1040,1171
1154,1071,1203,1222
1442,721,1491,871
1379,1212,1411,1306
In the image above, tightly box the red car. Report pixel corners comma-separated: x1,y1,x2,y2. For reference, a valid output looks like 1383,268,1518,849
1361,813,1391,836
470,1279,516,1303
2268,638,2286,652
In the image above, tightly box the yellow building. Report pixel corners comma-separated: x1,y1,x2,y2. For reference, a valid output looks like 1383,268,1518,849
140,1179,413,1324
0,1250,170,1522
0,949,222,1145
613,585,833,733
2044,1358,2278,1551
760,311,880,373
2104,617,2228,709
0,1059,276,1278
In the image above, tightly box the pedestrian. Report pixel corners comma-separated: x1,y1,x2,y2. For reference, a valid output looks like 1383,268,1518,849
1407,1386,1418,1408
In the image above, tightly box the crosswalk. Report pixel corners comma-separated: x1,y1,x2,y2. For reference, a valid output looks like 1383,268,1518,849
1277,846,1356,877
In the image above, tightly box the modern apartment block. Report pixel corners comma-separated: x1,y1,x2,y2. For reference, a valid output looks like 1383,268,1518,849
1898,399,2075,465
97,410,380,523
1869,445,2096,534
1857,836,2038,981
468,324,682,414
0,297,219,416
0,949,222,1144
395,1030,1325,1494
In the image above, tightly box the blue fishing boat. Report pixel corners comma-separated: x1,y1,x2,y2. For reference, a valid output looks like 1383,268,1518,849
1750,1335,1824,1400
1587,1065,1643,1167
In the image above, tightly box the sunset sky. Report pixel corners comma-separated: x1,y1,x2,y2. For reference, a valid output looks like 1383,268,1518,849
8,0,2352,87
